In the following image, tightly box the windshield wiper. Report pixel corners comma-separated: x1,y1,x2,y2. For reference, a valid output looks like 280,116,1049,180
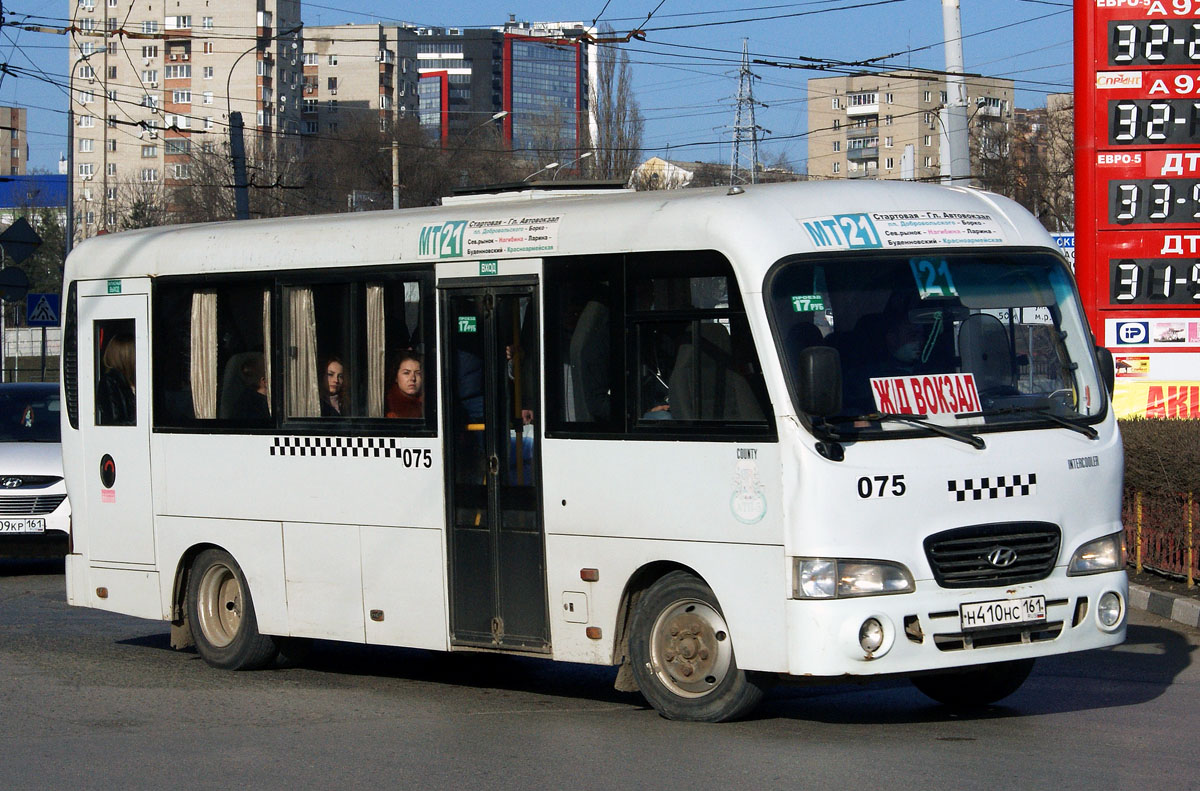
960,406,1098,440
828,412,986,449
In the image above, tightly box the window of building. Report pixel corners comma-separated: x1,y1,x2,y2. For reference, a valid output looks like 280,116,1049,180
833,140,841,152
142,69,158,83
923,90,932,103
140,168,159,182
142,95,159,109
106,163,116,176
106,138,116,151
78,163,95,177
79,0,95,9
204,116,214,130
167,16,191,29
924,112,934,126
543,252,774,437
141,20,159,34
203,42,214,54
884,115,892,125
884,136,893,148
327,54,338,66
203,66,213,79
141,46,158,59
202,91,213,105
107,114,117,128
77,90,94,105
832,119,840,131
303,53,318,65
172,90,191,104
832,161,840,174
79,115,95,128
327,76,338,91
165,65,191,79
201,141,214,153
885,92,893,104
165,139,191,155
78,65,95,80
108,66,117,79
141,145,157,158
107,43,117,55
924,135,932,146
79,18,96,31
831,97,840,109
304,120,318,134
941,91,948,104
171,163,191,179
79,138,94,153
924,156,933,167
885,157,894,169
328,99,338,113
202,16,213,30
106,187,116,200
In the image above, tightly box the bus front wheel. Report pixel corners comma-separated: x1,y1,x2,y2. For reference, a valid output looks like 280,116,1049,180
187,549,278,670
628,571,767,722
910,658,1034,708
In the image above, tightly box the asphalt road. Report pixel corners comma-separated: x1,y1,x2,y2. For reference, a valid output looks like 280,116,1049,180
2,558,1194,791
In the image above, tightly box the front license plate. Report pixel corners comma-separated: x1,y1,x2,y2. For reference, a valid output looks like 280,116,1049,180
959,595,1046,631
0,518,46,534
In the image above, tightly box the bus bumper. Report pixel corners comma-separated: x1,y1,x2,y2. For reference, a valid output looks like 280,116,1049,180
782,570,1128,677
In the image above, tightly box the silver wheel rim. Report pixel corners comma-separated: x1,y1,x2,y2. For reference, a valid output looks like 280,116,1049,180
196,562,243,648
648,597,733,698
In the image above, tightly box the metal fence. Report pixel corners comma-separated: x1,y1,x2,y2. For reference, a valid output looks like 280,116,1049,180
1123,490,1198,586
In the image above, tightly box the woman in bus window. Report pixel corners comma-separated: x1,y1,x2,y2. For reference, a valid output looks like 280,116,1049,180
386,351,423,419
98,333,136,425
320,355,346,417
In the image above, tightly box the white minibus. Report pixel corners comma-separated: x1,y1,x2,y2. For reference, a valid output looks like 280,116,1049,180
62,180,1127,721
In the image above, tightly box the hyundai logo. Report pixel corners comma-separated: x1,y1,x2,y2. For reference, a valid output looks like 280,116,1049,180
0,477,22,489
986,546,1019,568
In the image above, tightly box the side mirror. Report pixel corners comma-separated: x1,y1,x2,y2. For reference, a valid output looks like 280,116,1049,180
797,346,843,417
1095,345,1115,395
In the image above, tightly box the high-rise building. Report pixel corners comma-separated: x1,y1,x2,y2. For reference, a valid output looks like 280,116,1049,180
301,24,419,139
0,107,28,176
67,0,303,239
806,70,1014,182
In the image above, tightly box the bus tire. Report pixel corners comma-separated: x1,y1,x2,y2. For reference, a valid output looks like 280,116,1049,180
187,549,278,671
628,570,766,722
910,658,1034,708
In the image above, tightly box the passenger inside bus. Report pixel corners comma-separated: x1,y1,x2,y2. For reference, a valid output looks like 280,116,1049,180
386,351,423,418
320,355,346,417
231,353,270,420
97,333,136,426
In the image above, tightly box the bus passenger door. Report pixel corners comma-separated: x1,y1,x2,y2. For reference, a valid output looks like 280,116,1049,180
442,282,549,652
78,281,155,565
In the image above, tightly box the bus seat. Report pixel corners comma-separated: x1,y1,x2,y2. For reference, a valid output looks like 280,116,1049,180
568,301,610,422
217,351,258,419
958,313,1016,394
668,323,764,422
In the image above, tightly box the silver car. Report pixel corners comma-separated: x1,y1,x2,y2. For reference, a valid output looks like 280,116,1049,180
0,383,70,557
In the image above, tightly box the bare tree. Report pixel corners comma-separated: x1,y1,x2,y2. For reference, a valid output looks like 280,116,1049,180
589,28,643,181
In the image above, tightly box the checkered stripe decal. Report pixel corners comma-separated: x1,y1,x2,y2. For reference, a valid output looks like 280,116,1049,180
947,474,1037,502
271,436,407,458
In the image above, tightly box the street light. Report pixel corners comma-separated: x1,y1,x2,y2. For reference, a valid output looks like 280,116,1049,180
522,161,560,182
552,151,593,180
66,49,95,256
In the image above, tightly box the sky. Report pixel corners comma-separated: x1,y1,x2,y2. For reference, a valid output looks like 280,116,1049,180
0,0,1074,174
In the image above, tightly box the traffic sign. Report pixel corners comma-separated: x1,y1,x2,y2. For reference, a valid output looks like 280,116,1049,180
0,217,42,264
25,293,60,327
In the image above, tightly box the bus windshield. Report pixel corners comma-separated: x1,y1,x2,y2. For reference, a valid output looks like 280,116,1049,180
768,250,1104,436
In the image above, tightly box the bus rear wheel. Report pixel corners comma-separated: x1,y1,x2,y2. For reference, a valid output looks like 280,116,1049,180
910,658,1034,708
628,571,767,722
187,549,278,670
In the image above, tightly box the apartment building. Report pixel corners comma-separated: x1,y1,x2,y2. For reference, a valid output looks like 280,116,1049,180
301,24,419,139
0,107,28,176
806,70,1014,182
68,0,302,239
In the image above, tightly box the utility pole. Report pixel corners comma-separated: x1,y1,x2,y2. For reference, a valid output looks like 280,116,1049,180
940,0,970,184
229,112,251,220
730,39,769,186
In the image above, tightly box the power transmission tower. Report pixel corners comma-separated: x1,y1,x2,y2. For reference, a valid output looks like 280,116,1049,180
729,39,769,186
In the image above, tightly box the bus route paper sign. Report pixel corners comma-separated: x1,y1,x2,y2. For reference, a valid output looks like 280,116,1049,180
869,373,981,419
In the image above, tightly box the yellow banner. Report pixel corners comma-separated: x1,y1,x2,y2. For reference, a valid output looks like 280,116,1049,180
1113,380,1200,419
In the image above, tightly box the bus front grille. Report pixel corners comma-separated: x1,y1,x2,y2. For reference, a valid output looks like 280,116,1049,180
0,494,67,515
924,522,1060,588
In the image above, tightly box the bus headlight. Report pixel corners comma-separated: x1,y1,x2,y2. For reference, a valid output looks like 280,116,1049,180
1067,532,1127,576
793,558,915,599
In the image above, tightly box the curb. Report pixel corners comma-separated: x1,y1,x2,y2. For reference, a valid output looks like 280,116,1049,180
1129,582,1200,629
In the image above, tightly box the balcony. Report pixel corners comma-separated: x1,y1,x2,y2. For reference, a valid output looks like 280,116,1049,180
846,124,879,139
846,146,878,162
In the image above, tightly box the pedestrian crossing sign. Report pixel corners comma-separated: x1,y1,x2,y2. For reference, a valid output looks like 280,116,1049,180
25,293,60,327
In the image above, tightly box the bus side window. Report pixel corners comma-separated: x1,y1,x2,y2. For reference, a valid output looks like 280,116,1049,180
154,282,272,428
95,319,136,426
